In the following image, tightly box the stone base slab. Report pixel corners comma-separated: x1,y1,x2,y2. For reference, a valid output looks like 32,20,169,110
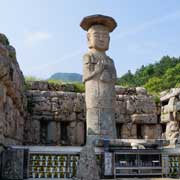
27,178,176,180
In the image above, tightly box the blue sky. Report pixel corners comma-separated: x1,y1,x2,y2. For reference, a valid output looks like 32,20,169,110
1,0,180,79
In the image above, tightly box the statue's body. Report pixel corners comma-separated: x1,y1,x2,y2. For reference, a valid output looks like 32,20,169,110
80,17,117,143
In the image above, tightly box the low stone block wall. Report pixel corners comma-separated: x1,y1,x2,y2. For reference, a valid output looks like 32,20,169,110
161,89,180,144
24,83,161,145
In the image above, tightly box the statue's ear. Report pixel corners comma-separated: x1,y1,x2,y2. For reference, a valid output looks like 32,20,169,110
87,33,92,48
87,33,90,41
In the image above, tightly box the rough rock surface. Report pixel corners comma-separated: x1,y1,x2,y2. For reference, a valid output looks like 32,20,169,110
121,123,137,139
76,145,100,180
0,33,25,147
1,149,24,179
165,121,179,144
141,124,162,139
24,89,85,145
160,88,180,144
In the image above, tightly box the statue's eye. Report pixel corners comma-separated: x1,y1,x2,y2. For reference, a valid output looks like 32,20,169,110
103,34,109,38
94,34,99,38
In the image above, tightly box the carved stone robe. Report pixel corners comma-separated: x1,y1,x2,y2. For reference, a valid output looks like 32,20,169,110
83,52,117,142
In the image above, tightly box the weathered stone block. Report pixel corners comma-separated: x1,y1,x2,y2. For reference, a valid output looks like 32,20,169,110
115,100,127,114
156,105,161,115
161,113,171,123
0,83,6,102
115,114,130,123
165,121,179,142
176,102,180,111
34,100,51,111
176,112,180,121
115,86,127,95
1,149,24,180
30,81,49,91
131,114,157,124
67,122,77,145
0,44,9,57
77,112,86,121
31,120,40,144
76,121,85,145
136,87,147,95
141,124,162,139
51,101,59,112
126,97,135,114
160,88,180,102
134,95,156,114
56,112,76,122
0,112,4,143
121,123,137,139
47,121,58,144
32,95,46,102
162,104,173,114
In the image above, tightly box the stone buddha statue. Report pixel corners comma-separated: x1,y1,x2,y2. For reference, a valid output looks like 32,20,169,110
80,15,117,144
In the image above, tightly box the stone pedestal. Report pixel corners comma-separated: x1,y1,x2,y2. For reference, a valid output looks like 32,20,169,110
76,145,100,180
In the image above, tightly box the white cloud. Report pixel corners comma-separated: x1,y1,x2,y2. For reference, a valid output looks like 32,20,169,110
114,10,180,40
25,31,52,45
30,48,83,72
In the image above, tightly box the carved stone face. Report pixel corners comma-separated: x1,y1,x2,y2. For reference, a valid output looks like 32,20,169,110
87,25,110,51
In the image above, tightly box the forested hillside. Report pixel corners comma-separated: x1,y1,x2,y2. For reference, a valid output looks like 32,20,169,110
49,73,82,82
25,56,180,95
117,56,180,94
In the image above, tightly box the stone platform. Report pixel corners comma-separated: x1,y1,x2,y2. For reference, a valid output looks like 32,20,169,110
112,179,175,180
113,179,175,180
3,145,180,179
27,178,175,180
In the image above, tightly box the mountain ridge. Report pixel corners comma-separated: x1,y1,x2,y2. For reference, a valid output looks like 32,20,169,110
49,72,82,82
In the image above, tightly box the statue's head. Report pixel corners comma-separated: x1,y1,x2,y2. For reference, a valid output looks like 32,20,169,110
87,25,110,51
80,14,117,52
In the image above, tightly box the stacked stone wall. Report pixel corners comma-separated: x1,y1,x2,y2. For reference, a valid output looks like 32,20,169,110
115,86,161,140
25,88,85,145
1,33,177,147
25,83,161,145
161,89,180,144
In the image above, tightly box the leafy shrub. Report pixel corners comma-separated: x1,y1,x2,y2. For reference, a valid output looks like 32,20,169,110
47,79,62,85
117,56,180,93
73,83,85,93
25,76,41,82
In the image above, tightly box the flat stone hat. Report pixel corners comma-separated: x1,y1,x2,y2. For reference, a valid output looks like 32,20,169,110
80,14,117,32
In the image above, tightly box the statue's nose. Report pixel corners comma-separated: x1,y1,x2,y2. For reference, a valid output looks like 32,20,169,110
99,35,103,41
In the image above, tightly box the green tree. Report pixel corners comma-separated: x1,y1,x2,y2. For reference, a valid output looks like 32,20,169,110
162,63,180,89
25,76,41,81
117,70,135,87
144,77,163,94
117,56,180,94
